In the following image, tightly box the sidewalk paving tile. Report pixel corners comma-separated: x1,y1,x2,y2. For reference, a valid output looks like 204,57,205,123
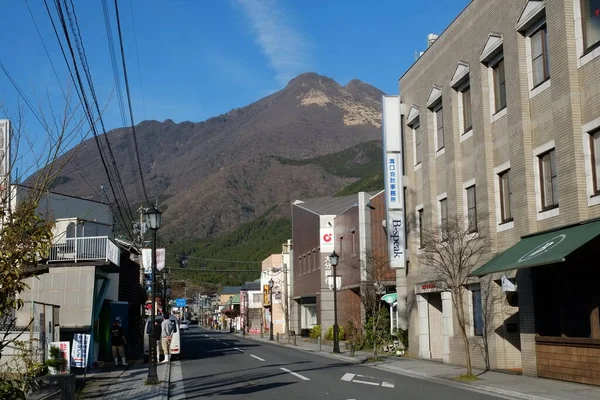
77,358,170,400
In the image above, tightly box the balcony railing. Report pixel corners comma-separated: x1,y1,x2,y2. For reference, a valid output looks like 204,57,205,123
48,236,120,266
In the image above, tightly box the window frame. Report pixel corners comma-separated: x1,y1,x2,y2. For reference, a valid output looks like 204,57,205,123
461,84,472,133
472,287,484,337
435,104,445,151
417,208,424,249
440,198,448,240
539,149,559,211
492,57,507,113
581,0,600,54
466,185,478,233
499,169,513,223
413,121,422,166
591,129,600,196
530,24,550,88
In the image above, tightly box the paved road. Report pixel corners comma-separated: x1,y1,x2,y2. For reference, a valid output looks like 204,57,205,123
169,326,506,399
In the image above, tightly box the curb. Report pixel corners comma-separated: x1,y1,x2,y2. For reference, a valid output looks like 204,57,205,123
237,334,552,400
161,361,171,399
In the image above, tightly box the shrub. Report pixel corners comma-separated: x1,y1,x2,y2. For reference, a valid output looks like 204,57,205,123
309,325,321,339
325,325,345,341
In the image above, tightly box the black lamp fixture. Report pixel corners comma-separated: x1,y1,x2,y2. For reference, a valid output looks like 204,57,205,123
329,250,340,353
145,205,162,383
268,278,274,341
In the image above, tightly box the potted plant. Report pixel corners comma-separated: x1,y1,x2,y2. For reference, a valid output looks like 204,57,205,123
45,346,67,375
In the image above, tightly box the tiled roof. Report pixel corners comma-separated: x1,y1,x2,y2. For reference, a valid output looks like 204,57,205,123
294,193,372,216
220,286,241,295
241,280,261,291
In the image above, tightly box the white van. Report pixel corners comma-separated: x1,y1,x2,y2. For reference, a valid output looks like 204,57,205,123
143,315,181,362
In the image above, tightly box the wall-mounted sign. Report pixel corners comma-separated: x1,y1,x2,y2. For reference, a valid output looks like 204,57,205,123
263,284,271,307
382,96,405,269
319,227,334,252
388,209,405,269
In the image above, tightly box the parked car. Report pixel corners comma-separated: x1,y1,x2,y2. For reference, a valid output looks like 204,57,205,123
179,320,190,331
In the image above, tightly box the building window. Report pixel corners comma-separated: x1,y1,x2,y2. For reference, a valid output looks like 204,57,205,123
435,106,444,151
531,25,550,87
414,122,422,166
591,130,600,195
472,288,484,336
253,293,262,303
466,185,477,233
461,85,472,132
440,198,448,238
418,208,424,248
582,0,600,52
492,57,506,112
539,149,558,210
499,170,513,222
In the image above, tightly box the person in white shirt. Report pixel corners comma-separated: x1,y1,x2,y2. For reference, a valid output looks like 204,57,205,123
160,314,174,363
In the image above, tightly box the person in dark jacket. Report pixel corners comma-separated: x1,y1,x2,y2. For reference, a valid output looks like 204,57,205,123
111,319,126,366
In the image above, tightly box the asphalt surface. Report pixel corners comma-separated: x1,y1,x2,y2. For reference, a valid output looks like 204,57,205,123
169,326,506,399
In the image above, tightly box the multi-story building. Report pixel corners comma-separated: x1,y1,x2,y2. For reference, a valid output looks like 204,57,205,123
290,192,399,337
385,0,600,386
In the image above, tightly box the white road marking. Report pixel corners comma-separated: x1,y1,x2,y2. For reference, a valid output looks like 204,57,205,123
353,379,379,386
382,381,395,388
168,361,187,400
250,354,266,362
280,367,310,381
341,373,356,382
233,347,244,352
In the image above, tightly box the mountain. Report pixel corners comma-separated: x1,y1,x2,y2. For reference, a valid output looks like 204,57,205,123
42,73,385,239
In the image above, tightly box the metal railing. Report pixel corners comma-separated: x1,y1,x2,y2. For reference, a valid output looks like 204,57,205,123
48,236,120,266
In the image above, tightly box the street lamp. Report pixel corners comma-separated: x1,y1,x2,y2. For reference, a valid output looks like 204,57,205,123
329,250,340,353
268,278,274,341
145,206,162,384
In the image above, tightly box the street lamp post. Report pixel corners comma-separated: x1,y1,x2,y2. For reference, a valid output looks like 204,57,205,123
329,251,340,353
268,278,274,341
145,206,162,384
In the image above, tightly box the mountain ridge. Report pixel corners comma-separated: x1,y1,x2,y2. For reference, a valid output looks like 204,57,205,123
41,72,386,239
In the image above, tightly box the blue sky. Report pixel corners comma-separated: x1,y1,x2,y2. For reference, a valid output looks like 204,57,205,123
1,0,469,174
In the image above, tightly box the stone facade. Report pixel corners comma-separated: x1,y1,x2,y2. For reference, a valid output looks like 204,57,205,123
396,0,600,375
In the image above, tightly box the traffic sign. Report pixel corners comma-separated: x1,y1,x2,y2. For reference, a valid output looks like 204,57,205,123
175,298,187,307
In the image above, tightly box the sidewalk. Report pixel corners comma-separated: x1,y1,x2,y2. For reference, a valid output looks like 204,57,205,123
237,333,600,400
76,358,170,400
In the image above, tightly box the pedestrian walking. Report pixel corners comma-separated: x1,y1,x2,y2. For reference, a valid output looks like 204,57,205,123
160,314,174,363
111,318,126,366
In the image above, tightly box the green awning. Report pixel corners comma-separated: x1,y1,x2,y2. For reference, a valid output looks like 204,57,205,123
381,293,397,304
470,219,600,276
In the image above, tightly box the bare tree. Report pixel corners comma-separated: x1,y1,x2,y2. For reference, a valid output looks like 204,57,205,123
0,91,93,395
356,251,394,359
419,214,491,377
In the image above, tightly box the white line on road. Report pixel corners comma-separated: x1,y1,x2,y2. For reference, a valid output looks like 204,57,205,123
382,381,395,388
249,354,266,362
233,347,243,352
280,367,310,381
341,373,356,382
353,379,379,386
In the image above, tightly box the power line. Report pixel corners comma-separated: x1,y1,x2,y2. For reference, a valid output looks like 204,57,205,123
165,252,261,264
49,0,135,241
128,0,147,120
113,0,149,205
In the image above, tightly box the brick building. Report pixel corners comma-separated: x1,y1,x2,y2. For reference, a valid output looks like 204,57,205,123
385,0,600,386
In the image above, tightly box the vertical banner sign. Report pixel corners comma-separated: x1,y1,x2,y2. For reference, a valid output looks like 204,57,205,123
263,285,271,307
71,333,90,368
383,96,405,269
142,248,166,273
0,120,10,213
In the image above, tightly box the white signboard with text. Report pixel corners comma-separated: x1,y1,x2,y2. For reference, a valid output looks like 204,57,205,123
383,96,406,269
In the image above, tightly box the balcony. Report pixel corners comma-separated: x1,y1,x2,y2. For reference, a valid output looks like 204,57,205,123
48,236,120,266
